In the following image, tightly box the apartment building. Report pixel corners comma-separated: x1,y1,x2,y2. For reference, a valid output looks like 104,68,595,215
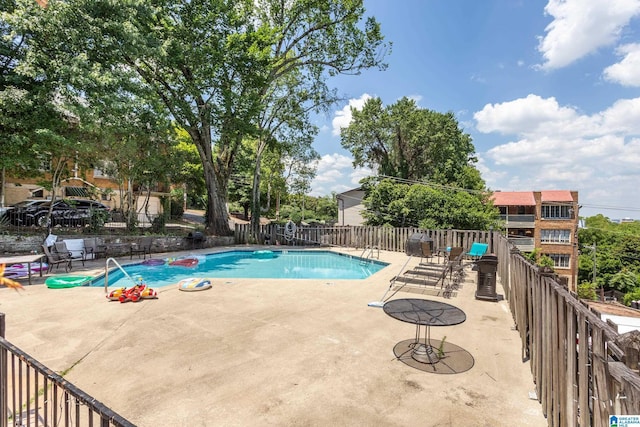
2,164,169,222
491,190,579,290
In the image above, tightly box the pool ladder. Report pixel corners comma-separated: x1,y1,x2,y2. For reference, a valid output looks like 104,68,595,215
104,257,138,293
360,245,379,262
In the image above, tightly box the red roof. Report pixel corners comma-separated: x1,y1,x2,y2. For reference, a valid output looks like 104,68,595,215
491,191,535,206
540,190,574,202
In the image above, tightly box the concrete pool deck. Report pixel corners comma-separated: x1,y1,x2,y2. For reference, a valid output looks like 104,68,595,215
0,246,547,426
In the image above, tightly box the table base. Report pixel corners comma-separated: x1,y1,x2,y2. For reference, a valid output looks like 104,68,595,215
410,342,440,364
393,339,475,374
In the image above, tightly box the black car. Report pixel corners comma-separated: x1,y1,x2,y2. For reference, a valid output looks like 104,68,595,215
8,199,111,227
5,200,49,225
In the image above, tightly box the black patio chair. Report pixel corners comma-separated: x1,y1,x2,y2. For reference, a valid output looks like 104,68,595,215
130,236,153,259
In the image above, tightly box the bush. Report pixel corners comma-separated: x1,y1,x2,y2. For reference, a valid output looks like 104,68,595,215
623,287,640,306
577,282,598,300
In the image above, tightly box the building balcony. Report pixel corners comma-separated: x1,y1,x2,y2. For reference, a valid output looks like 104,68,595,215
507,236,535,252
500,214,535,228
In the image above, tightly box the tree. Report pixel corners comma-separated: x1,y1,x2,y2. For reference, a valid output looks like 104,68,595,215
577,216,640,296
0,0,65,203
361,178,498,230
7,0,388,236
341,97,482,188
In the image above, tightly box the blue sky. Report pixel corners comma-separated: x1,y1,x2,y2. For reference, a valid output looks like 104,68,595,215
307,0,640,220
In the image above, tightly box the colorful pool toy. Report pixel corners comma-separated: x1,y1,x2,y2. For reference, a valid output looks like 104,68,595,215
107,283,158,302
6,262,49,278
45,275,92,289
141,258,165,266
177,277,212,292
169,258,199,268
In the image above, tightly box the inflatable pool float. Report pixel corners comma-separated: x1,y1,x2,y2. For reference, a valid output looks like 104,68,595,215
107,283,158,302
169,258,199,268
5,262,49,278
45,275,93,289
177,277,212,292
141,258,165,266
253,250,274,259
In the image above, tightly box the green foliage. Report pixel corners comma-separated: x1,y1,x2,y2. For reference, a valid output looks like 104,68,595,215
577,282,598,300
169,190,185,219
151,215,166,234
5,0,388,236
86,208,110,233
340,97,483,189
623,288,640,306
577,216,640,293
361,178,499,230
538,255,555,269
609,270,639,294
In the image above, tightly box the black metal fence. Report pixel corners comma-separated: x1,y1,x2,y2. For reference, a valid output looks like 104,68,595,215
0,314,135,427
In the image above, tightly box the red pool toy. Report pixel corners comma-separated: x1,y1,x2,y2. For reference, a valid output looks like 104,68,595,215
169,258,199,268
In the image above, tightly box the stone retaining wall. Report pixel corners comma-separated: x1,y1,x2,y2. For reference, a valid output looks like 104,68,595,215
0,234,235,256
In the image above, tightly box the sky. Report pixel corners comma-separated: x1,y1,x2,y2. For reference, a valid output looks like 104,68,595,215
307,0,640,220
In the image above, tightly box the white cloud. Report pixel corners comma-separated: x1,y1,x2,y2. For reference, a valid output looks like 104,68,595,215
603,43,640,86
473,94,579,135
331,93,372,136
309,153,373,196
536,0,640,70
475,94,640,217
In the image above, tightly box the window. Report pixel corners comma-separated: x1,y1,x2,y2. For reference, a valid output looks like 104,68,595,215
93,161,115,178
548,254,570,268
541,204,572,219
541,229,571,243
65,186,91,197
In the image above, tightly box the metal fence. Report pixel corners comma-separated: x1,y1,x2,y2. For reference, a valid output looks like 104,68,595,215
0,314,135,427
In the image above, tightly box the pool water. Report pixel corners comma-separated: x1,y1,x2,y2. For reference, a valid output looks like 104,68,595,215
90,250,388,288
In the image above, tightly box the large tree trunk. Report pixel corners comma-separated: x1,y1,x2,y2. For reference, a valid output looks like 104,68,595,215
188,127,231,236
250,140,267,241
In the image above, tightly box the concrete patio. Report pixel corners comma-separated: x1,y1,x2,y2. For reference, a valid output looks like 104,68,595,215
0,246,547,426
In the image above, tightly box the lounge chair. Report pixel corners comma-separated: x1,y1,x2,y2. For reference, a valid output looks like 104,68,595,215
130,236,153,260
466,242,489,260
41,244,72,273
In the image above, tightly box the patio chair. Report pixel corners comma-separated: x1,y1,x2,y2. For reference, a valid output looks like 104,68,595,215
83,237,107,261
41,244,72,273
420,241,435,264
130,236,153,259
448,247,465,265
466,242,489,260
54,241,83,266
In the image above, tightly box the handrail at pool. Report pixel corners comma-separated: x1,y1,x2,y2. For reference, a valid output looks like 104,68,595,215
104,257,138,293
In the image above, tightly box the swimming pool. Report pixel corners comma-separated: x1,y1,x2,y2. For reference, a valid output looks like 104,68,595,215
90,250,388,288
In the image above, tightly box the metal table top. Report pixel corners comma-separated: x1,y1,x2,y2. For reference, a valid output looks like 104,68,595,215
383,298,466,327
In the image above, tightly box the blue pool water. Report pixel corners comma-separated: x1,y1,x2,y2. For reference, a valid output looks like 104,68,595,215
90,250,388,288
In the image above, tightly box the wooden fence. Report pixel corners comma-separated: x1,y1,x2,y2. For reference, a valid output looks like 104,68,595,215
234,223,492,253
237,224,640,426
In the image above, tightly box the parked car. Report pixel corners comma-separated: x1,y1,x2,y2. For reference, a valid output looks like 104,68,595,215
4,200,49,225
8,199,111,227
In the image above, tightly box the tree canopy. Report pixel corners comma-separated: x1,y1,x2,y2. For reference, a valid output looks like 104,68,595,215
340,96,483,189
360,178,499,230
577,214,640,302
6,0,389,235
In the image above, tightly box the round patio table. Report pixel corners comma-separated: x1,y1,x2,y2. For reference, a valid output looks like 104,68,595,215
383,298,466,364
